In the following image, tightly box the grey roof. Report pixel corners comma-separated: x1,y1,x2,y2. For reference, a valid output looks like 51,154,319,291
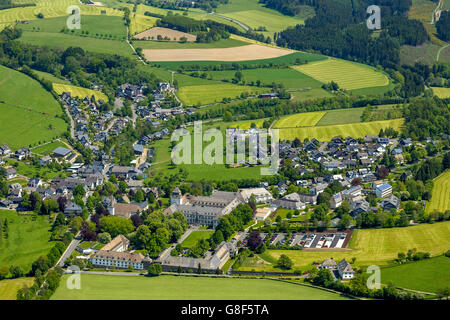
53,147,72,157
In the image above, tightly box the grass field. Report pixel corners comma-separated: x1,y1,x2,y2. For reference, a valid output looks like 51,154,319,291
315,108,365,126
53,83,108,101
0,0,123,28
277,119,404,141
177,83,266,106
231,118,269,129
208,68,322,89
31,140,69,156
31,69,70,85
238,221,450,272
19,15,127,39
274,111,326,129
51,274,350,300
19,31,134,57
0,210,53,273
181,231,214,248
0,278,34,300
381,256,450,293
0,65,67,150
4,158,70,180
290,88,334,101
400,43,442,66
133,38,247,50
215,0,311,37
293,58,389,90
426,171,450,213
431,87,450,99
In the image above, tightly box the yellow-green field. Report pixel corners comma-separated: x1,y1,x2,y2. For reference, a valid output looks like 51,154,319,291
274,111,326,128
277,119,404,141
426,171,450,213
0,0,123,29
431,87,450,99
177,84,265,106
53,83,108,101
239,221,450,272
293,58,389,90
231,118,269,129
0,278,34,300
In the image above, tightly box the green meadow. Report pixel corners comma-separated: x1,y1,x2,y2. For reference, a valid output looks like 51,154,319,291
0,210,53,274
51,274,350,300
0,277,35,300
381,256,450,293
181,231,214,249
426,171,450,213
132,38,247,49
0,65,67,151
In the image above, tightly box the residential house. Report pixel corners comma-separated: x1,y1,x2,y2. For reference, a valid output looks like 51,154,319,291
271,193,306,210
375,183,392,198
381,195,400,211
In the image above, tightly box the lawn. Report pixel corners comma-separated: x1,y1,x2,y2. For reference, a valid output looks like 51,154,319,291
208,68,322,89
0,277,35,300
426,170,450,213
381,255,450,293
315,108,365,126
0,210,53,273
31,140,69,156
431,87,450,99
181,231,214,248
293,58,389,90
51,274,350,300
238,222,450,272
53,83,108,102
274,111,326,129
277,119,404,141
4,158,70,180
177,83,266,106
0,65,67,151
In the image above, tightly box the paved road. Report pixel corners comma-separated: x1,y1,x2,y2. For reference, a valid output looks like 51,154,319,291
64,105,75,139
209,12,250,31
57,234,81,267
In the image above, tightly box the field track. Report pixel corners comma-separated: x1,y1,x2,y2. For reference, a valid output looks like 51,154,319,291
143,44,294,61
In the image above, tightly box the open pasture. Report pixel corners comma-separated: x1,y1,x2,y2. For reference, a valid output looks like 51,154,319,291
143,44,294,62
208,68,322,89
426,171,450,213
0,0,122,28
381,256,450,293
133,37,247,49
0,278,35,300
289,88,334,101
177,83,266,106
432,87,450,99
51,274,350,300
293,58,389,90
276,119,404,141
239,222,450,272
0,65,67,150
53,83,108,101
0,210,53,274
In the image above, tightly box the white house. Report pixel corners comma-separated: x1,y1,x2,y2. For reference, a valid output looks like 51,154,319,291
375,183,392,198
337,259,355,279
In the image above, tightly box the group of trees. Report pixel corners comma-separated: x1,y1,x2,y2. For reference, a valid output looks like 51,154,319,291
436,11,450,42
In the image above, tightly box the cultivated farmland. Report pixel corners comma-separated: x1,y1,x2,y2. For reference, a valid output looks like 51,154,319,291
133,27,196,41
53,83,108,102
293,58,389,90
143,44,294,62
274,112,326,129
51,274,350,300
276,119,404,141
426,170,450,213
0,65,67,150
432,87,450,98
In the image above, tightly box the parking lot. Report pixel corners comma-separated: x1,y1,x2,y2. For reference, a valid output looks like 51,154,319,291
239,231,351,249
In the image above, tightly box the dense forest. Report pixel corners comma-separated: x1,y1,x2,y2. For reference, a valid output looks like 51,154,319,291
264,0,433,97
436,11,450,42
145,0,228,11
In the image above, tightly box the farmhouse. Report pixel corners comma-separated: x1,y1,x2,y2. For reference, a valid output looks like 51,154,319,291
319,258,355,280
